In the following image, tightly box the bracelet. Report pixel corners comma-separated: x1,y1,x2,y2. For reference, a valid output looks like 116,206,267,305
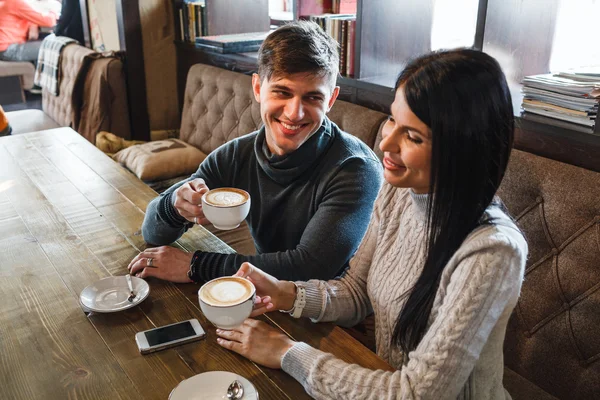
279,282,306,319
187,251,202,284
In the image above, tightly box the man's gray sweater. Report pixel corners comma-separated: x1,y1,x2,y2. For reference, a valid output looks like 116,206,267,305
142,118,383,282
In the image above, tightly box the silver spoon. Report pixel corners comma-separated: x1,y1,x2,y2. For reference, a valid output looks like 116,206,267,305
226,379,244,399
125,274,136,302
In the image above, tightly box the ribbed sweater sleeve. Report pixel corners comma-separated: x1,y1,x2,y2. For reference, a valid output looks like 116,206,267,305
281,191,527,399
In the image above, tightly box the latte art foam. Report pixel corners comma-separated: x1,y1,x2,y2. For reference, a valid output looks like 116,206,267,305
205,189,248,207
199,278,253,306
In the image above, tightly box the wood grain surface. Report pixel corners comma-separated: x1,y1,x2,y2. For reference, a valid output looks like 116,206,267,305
0,128,392,400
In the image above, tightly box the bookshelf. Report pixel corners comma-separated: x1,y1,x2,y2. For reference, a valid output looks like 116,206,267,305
173,0,269,43
172,0,600,173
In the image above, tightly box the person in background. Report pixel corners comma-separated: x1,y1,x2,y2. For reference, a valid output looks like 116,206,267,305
128,21,383,284
215,49,528,399
53,0,84,44
0,0,61,64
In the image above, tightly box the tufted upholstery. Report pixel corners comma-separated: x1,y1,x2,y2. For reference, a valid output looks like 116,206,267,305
498,149,600,400
42,44,93,127
180,64,262,154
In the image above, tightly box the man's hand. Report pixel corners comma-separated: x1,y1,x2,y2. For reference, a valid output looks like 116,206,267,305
173,178,210,225
216,319,295,369
127,246,194,283
234,262,297,317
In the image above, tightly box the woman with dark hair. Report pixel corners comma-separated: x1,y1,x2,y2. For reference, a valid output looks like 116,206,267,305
215,48,528,399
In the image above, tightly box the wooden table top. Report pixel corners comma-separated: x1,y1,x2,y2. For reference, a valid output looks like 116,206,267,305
0,128,393,400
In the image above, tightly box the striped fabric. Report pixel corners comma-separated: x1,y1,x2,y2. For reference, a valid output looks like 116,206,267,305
34,34,77,96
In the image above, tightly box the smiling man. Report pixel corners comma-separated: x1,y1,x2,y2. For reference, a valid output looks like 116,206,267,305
130,21,382,283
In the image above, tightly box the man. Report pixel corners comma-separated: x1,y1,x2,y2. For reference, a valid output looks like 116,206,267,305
0,0,61,64
128,21,382,283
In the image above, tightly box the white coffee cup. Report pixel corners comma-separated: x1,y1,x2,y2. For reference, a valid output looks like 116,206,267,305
198,276,256,329
201,187,251,230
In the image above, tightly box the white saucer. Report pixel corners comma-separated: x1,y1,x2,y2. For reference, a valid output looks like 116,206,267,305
79,276,150,313
169,371,258,400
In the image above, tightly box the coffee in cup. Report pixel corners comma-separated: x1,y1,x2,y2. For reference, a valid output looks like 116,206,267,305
201,188,250,230
198,277,256,329
204,188,249,207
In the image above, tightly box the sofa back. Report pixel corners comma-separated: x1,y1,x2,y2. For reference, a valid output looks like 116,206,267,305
179,64,388,153
42,44,93,127
498,149,600,399
41,43,131,141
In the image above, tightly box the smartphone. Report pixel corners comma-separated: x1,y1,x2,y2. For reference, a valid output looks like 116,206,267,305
135,319,206,354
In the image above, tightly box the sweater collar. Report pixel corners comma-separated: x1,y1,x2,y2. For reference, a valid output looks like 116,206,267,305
409,190,429,220
255,118,335,185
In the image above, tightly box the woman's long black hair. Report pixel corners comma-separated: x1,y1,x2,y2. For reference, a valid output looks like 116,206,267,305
392,49,515,354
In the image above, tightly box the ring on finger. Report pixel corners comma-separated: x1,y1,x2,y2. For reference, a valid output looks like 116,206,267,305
147,257,154,267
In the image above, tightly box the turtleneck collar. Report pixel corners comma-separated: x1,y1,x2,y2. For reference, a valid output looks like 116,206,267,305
409,189,430,220
254,118,335,185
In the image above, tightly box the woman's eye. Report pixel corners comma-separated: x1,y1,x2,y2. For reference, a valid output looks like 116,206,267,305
407,134,422,144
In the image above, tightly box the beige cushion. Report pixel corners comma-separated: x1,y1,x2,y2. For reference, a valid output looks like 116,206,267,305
5,109,61,134
113,139,207,181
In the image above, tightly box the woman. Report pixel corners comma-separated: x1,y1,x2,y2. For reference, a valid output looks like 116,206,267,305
215,48,527,399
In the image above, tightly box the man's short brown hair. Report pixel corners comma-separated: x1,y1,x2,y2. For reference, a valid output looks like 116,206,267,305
258,21,339,89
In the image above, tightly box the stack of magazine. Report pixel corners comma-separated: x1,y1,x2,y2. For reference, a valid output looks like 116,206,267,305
520,70,600,134
195,31,271,54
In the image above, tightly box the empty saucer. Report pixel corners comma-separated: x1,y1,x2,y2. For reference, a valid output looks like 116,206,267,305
80,276,150,313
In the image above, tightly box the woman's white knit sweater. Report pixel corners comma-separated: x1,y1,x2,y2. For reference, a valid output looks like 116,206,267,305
281,183,527,400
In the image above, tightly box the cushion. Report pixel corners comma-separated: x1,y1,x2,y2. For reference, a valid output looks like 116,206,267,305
5,109,61,134
113,139,207,181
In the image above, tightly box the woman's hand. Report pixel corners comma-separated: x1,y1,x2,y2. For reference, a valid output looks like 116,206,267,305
216,319,295,369
127,246,193,283
234,262,297,317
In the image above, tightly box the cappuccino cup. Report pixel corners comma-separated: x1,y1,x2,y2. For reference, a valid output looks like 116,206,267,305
201,188,250,230
198,276,256,329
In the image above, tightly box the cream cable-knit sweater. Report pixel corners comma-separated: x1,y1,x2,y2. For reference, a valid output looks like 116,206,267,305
281,183,527,400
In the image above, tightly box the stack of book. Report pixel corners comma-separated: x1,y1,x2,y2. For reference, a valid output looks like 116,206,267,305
306,14,356,77
195,31,271,54
520,71,600,134
176,0,207,44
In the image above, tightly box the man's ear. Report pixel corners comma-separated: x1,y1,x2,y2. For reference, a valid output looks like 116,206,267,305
251,73,262,102
326,86,340,112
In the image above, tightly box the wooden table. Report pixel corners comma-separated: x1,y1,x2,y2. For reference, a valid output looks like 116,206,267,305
0,128,393,399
